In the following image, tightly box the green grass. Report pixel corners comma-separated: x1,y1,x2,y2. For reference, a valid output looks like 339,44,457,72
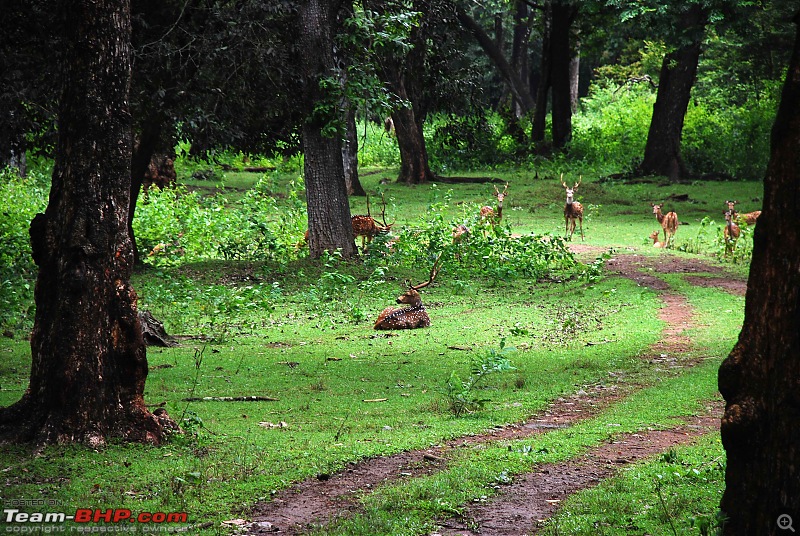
0,166,752,535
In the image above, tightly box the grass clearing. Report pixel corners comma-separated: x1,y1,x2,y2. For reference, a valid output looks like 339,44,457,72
0,167,750,534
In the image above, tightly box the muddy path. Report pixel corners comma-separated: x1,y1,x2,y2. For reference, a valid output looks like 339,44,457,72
246,253,741,535
437,409,721,536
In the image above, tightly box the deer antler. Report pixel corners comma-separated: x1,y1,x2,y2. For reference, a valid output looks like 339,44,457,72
574,175,582,189
379,192,395,228
409,253,443,290
560,173,567,189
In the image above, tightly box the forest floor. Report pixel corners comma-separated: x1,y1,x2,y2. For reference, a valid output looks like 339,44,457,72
245,250,745,535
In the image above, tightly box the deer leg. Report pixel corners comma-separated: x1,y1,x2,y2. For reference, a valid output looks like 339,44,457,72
579,216,584,241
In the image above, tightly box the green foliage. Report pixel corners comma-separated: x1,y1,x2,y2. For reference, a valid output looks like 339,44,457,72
444,340,516,417
385,187,576,283
570,85,655,173
677,216,753,264
427,113,522,172
134,177,307,267
0,168,47,331
682,89,778,180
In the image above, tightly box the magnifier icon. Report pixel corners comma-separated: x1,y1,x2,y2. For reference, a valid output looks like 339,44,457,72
778,514,795,532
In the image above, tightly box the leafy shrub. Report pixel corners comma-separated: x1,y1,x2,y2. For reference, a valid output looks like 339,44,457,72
381,187,577,283
0,168,48,331
683,90,777,180
444,339,516,417
677,216,753,264
134,176,308,267
570,84,655,173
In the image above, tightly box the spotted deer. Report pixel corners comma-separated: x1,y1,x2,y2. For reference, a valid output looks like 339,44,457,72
373,256,442,330
723,209,741,256
649,230,665,248
725,200,761,226
561,174,584,241
480,183,509,222
351,194,394,252
651,203,678,248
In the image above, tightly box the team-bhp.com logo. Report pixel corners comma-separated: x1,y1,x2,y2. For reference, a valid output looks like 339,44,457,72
4,508,188,530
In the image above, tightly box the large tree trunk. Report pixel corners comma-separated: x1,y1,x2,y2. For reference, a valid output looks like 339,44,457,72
298,0,357,259
0,0,175,446
341,101,365,196
550,0,574,149
129,116,163,266
391,103,434,185
639,4,707,181
378,0,437,185
718,12,800,534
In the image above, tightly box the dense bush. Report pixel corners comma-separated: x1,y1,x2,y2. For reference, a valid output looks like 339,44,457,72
570,84,655,173
133,177,308,267
0,168,47,332
682,87,778,180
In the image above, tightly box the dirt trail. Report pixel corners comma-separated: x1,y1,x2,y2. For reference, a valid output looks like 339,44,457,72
246,253,738,535
437,410,720,536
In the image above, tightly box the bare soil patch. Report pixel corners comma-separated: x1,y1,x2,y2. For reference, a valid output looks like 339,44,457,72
684,275,747,296
437,407,721,536
246,252,731,535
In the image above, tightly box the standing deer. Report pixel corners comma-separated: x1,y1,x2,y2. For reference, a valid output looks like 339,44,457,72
725,200,761,226
480,183,509,222
651,203,678,248
561,174,584,241
351,194,394,252
723,209,741,256
374,256,442,330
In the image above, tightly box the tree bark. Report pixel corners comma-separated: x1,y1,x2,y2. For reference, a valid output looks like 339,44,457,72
341,100,365,196
457,8,535,114
129,116,163,266
718,12,800,534
550,0,574,149
0,0,175,446
298,0,357,258
638,4,707,181
378,0,437,185
391,102,435,185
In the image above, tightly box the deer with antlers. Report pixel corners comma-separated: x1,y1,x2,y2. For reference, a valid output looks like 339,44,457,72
725,200,761,226
480,183,509,222
561,174,584,241
651,203,678,248
374,256,442,330
351,193,394,252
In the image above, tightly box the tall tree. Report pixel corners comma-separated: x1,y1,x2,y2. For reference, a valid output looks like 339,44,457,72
531,0,578,150
298,0,358,258
0,0,175,444
638,3,708,180
380,0,437,185
718,10,800,533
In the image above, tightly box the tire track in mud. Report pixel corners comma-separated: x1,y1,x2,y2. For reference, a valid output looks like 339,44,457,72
246,253,731,535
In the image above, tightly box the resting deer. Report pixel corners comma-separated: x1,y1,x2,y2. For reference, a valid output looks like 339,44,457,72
725,200,761,226
480,183,509,222
723,209,740,256
351,193,394,252
561,174,584,241
649,230,665,248
374,256,442,330
651,203,678,248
